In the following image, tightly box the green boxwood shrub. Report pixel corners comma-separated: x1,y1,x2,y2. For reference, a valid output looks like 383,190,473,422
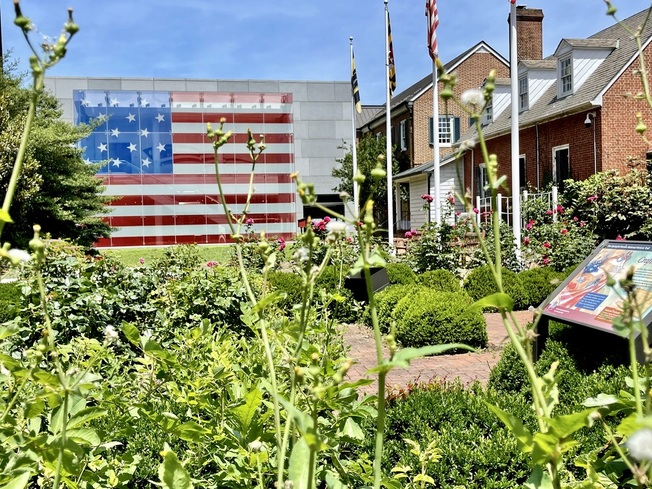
391,286,432,330
517,267,564,308
385,262,417,285
368,382,533,488
416,269,461,292
0,282,22,323
363,284,421,333
268,270,304,312
463,265,528,310
395,290,487,349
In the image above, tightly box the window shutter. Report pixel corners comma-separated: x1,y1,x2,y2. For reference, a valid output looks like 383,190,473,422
428,117,434,145
453,117,461,143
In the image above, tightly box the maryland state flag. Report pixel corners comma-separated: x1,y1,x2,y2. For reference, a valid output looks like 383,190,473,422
351,47,362,113
387,10,397,97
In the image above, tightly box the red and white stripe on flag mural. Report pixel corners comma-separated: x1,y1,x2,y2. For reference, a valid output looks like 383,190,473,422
75,90,296,247
426,0,439,61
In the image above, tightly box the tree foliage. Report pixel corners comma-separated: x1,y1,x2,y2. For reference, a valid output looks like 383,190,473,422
332,135,399,225
0,64,112,248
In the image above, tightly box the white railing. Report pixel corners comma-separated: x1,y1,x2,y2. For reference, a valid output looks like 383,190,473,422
475,187,558,227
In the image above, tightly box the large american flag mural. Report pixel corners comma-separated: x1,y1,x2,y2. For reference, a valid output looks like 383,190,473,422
74,90,296,247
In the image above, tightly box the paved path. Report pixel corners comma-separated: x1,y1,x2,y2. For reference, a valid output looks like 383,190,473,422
343,310,533,394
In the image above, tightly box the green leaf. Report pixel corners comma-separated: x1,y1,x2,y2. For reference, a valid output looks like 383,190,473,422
545,409,596,439
0,209,13,224
252,291,285,314
159,444,193,489
0,472,31,489
531,432,558,465
231,387,262,435
486,403,533,452
24,399,45,419
583,393,620,407
68,407,107,429
469,293,514,313
524,466,554,489
342,418,364,440
368,344,475,374
392,344,474,364
173,422,207,443
325,471,345,489
121,322,141,347
288,437,311,489
66,428,101,446
0,324,19,341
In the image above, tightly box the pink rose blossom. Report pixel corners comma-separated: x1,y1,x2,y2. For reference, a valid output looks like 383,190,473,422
206,260,218,267
523,237,530,246
542,257,550,265
587,195,598,202
580,221,586,227
561,229,568,234
525,219,535,230
573,216,578,222
245,217,254,225
546,210,553,216
277,237,286,251
556,204,564,214
323,216,331,223
139,257,145,265
616,234,625,241
405,231,413,238
473,207,479,214
542,241,551,249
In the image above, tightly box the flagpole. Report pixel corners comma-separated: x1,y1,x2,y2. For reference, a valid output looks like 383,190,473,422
385,0,394,249
432,63,441,225
509,1,522,258
427,0,441,225
350,37,359,218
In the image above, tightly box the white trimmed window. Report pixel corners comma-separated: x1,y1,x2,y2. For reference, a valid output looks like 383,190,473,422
518,76,528,111
429,115,460,146
483,97,493,125
559,56,572,96
399,120,408,151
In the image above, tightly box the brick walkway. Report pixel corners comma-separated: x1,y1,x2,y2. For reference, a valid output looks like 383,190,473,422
343,310,533,394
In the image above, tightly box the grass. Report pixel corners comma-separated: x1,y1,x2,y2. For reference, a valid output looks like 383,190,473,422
101,245,233,267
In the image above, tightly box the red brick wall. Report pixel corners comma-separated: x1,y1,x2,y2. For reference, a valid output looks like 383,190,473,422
601,46,652,172
464,44,652,197
412,52,510,166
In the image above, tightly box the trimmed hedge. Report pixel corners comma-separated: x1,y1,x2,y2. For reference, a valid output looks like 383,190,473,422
463,265,528,311
395,290,487,349
517,267,565,308
416,269,461,292
385,263,417,285
363,284,423,333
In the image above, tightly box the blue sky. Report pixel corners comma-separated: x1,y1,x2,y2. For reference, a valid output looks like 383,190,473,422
1,1,650,104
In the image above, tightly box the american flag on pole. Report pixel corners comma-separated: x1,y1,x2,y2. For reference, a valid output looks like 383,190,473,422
426,0,439,61
387,11,397,97
74,90,296,247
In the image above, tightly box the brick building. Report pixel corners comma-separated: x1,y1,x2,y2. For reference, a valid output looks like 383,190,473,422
357,42,509,231
462,6,652,200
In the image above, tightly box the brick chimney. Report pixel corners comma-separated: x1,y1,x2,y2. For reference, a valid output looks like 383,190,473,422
508,6,544,61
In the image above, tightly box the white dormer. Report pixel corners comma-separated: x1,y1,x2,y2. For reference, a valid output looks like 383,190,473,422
553,38,619,98
486,78,511,121
517,60,557,112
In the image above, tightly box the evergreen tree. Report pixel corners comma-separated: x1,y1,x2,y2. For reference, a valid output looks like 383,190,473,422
331,135,400,226
0,65,112,248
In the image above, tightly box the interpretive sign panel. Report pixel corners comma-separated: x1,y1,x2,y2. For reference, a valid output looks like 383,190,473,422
540,240,652,361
